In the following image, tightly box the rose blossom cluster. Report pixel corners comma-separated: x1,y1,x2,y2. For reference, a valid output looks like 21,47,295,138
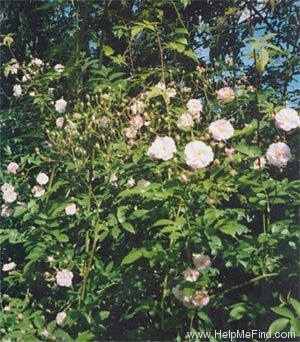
125,99,150,139
1,183,17,204
31,172,49,198
172,254,211,309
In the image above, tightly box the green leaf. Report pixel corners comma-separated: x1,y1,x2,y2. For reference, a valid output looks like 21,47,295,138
271,306,295,319
103,45,114,56
121,249,143,265
184,50,199,64
13,206,27,217
290,317,300,335
290,298,300,316
268,318,289,335
122,222,135,234
131,26,144,38
99,311,110,320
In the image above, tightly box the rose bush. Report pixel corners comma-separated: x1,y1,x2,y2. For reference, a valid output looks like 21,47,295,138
1,0,299,340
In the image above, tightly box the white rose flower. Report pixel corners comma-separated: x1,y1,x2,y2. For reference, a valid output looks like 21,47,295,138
7,162,19,174
32,185,45,198
130,101,144,115
2,262,16,272
22,74,31,82
193,254,211,271
137,179,150,187
177,113,194,130
209,119,234,141
1,183,14,193
187,99,203,118
166,87,176,98
147,136,177,161
65,203,77,216
11,63,19,74
125,126,137,139
184,141,214,169
32,58,44,66
56,269,74,287
56,312,67,326
99,116,109,128
3,190,17,203
216,87,234,100
55,99,67,113
275,108,300,131
266,142,291,166
253,157,266,170
56,117,65,127
127,177,135,187
182,267,199,282
36,173,49,185
1,204,13,217
130,115,144,129
54,64,65,73
13,84,22,97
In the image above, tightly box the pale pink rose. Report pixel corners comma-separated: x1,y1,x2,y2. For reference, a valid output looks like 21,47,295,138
13,84,22,97
182,267,199,282
3,305,10,312
56,312,67,326
225,148,234,157
193,254,211,271
36,173,49,185
32,58,44,66
32,185,45,197
55,99,67,113
266,142,291,166
191,291,210,308
1,204,13,217
155,82,176,99
275,108,300,131
130,115,144,129
1,183,14,193
177,113,194,130
56,269,74,287
7,162,19,174
3,190,17,203
56,117,64,127
125,126,137,139
47,256,55,263
130,101,144,115
137,179,150,187
187,99,203,118
225,58,232,65
127,177,135,187
54,64,65,73
209,119,234,141
216,87,234,100
230,169,238,176
184,141,214,169
65,203,77,216
253,157,266,170
2,262,16,272
147,136,177,161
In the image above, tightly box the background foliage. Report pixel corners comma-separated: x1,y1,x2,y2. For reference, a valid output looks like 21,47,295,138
1,0,299,340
